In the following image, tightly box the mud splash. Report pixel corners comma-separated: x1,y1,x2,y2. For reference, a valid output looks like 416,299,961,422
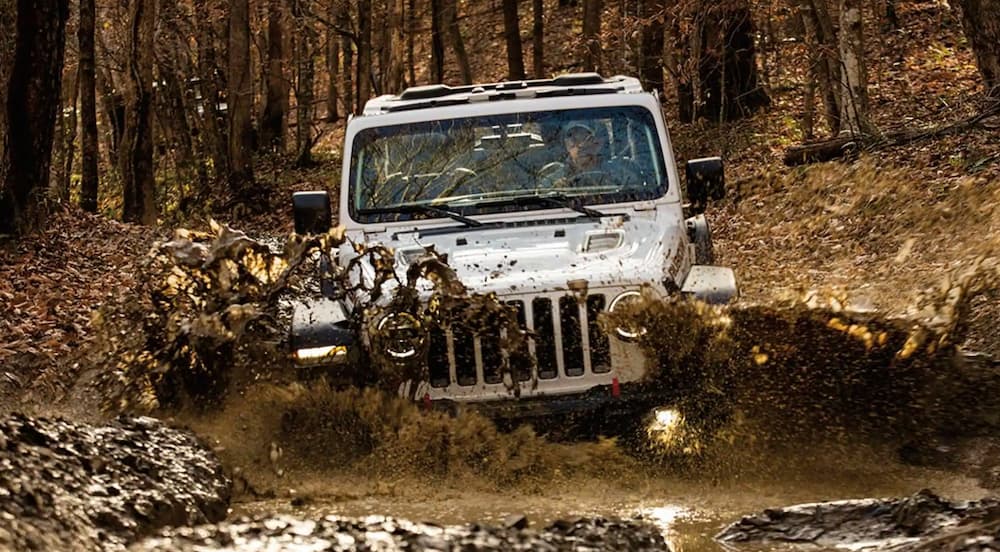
83,219,1000,495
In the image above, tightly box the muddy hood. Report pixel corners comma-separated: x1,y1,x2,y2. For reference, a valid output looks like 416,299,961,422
349,211,688,299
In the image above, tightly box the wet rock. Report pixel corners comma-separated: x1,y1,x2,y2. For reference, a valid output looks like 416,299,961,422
132,515,668,551
717,489,1000,550
503,514,528,530
0,413,230,550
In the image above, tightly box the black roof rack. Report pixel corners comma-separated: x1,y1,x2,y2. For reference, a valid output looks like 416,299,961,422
398,73,610,102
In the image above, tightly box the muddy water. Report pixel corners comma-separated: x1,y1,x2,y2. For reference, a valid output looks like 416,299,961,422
230,447,989,551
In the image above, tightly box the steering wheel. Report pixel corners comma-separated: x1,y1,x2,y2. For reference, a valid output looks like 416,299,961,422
536,161,566,186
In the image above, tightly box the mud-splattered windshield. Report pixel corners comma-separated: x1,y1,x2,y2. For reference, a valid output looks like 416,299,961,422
349,106,668,223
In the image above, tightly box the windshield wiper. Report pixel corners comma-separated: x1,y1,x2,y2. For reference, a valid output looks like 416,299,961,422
359,204,483,227
464,193,609,218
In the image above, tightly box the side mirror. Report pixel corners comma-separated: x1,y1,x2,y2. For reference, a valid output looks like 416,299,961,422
292,191,332,234
685,157,725,214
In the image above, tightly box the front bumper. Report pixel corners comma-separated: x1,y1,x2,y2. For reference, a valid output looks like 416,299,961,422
428,381,664,422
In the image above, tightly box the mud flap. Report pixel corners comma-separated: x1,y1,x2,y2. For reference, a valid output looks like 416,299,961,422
680,265,739,304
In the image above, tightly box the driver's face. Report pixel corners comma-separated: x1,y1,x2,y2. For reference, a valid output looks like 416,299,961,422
564,128,603,170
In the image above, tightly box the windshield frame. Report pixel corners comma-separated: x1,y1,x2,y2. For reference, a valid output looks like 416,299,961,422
344,97,675,226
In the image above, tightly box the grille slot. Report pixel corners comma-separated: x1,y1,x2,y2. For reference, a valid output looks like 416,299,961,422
428,327,450,387
507,300,533,382
453,328,477,386
532,297,558,379
559,296,585,376
481,328,503,384
587,294,611,373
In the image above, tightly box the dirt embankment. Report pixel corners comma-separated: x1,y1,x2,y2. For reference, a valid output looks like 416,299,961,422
0,414,230,550
718,490,1000,551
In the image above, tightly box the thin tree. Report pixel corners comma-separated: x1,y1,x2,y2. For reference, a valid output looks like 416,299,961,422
443,0,472,84
193,0,228,182
120,0,156,224
838,0,874,135
57,63,79,201
798,0,841,134
0,0,70,234
532,0,544,78
294,0,316,165
79,0,99,212
956,0,1000,98
582,0,601,73
338,6,353,115
407,0,416,85
229,0,258,202
326,0,340,120
502,0,526,80
357,0,372,110
261,0,289,148
639,0,665,94
387,0,406,92
430,0,445,83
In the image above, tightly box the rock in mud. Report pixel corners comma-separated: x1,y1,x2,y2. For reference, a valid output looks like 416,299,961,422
717,489,1000,550
0,414,230,550
132,515,668,551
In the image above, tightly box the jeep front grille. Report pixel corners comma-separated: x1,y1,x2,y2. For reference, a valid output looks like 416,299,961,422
427,292,613,388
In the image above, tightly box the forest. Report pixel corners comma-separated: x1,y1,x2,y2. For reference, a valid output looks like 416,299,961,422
1,0,997,234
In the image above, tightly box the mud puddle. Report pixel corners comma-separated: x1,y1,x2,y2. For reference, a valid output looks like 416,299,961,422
229,445,989,551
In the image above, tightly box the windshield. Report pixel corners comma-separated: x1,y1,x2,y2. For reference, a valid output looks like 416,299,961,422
349,106,668,223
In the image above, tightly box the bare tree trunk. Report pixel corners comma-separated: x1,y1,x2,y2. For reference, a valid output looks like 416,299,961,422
261,0,288,148
813,0,842,132
443,0,472,83
407,0,416,85
229,0,258,202
195,0,228,182
696,0,770,121
429,0,445,83
58,66,79,201
667,8,695,122
838,0,873,135
79,0,98,212
293,0,315,165
956,0,1000,98
582,0,601,73
387,0,406,92
502,0,525,80
532,0,544,78
326,0,340,120
357,0,372,109
639,0,665,94
0,0,70,234
120,0,156,225
338,7,354,114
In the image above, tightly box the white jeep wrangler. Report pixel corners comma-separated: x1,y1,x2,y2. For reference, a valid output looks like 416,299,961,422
290,73,736,421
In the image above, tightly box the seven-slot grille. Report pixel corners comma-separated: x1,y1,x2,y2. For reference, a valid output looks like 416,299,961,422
427,292,613,388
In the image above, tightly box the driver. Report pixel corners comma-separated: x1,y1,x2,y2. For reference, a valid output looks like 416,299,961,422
539,120,642,188
563,120,606,174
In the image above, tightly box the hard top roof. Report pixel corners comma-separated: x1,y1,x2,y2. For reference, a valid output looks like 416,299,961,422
361,73,645,116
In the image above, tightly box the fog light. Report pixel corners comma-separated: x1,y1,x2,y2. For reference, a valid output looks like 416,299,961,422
377,312,424,360
646,408,684,444
608,290,647,341
293,345,348,364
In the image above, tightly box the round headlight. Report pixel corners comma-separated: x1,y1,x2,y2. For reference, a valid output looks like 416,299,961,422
608,290,647,341
376,312,424,359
